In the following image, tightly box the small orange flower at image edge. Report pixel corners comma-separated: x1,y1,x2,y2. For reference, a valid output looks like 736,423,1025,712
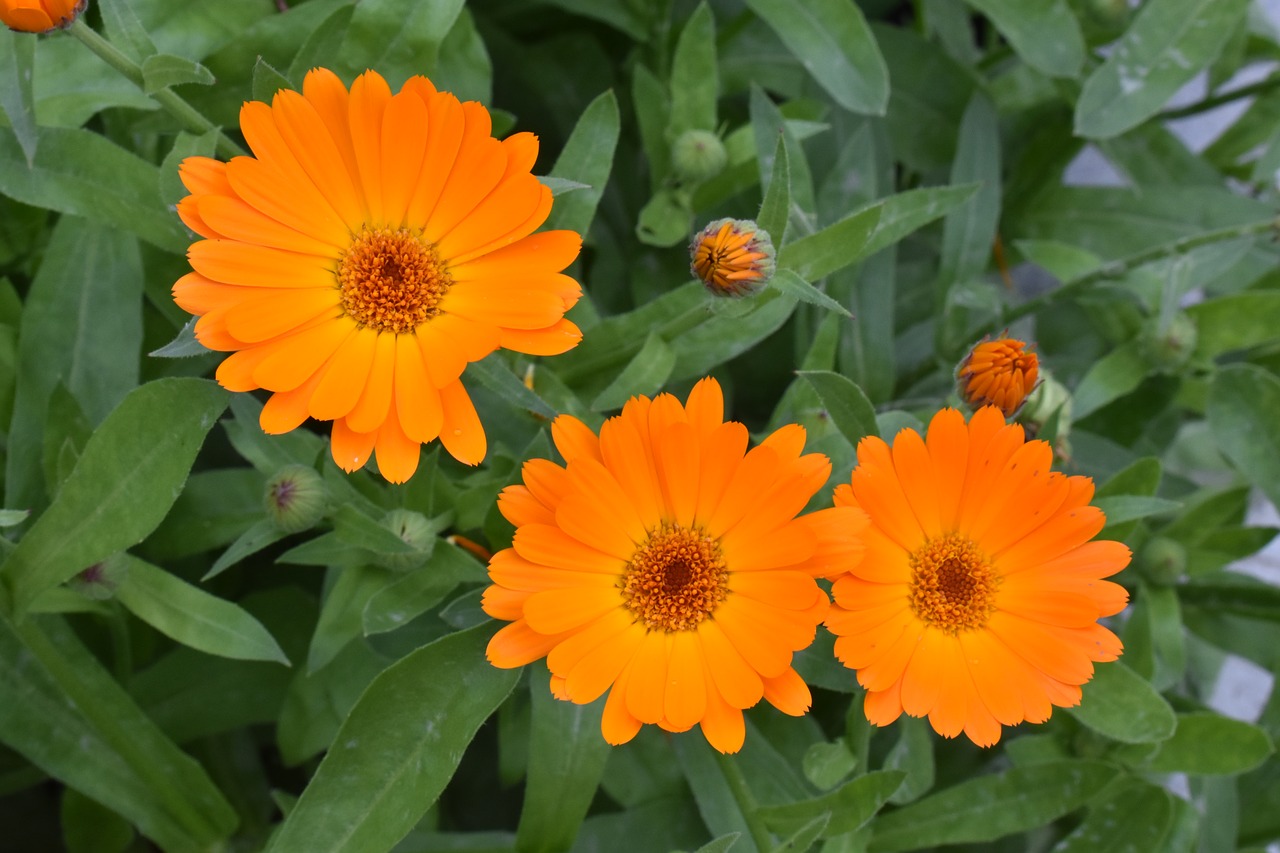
482,378,868,753
826,406,1130,746
0,0,83,32
173,68,583,483
956,337,1039,417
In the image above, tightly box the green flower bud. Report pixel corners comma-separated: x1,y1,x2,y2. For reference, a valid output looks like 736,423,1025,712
264,465,328,533
381,508,435,571
1140,537,1186,586
671,130,728,183
1140,312,1198,373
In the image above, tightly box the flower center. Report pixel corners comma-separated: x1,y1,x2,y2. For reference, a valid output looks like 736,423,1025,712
908,533,1000,633
620,524,729,632
337,227,452,334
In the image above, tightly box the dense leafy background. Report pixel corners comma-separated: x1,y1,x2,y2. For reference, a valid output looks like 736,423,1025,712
0,0,1279,850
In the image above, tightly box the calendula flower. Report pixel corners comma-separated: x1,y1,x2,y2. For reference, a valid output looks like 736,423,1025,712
0,0,84,32
690,218,775,297
482,377,866,753
826,407,1129,747
956,337,1039,417
173,68,583,483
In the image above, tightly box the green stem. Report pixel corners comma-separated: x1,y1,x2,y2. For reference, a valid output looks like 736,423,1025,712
68,19,245,159
1159,74,1280,121
714,750,774,853
999,216,1280,327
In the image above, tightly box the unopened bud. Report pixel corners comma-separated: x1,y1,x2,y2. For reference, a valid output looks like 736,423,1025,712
1140,537,1186,586
69,553,128,600
1140,312,1198,373
381,508,435,571
690,218,775,298
956,337,1040,417
671,130,728,183
264,465,327,533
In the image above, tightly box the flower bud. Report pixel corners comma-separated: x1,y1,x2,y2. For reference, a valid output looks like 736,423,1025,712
264,465,327,533
690,218,775,298
69,553,128,601
1140,537,1186,586
381,508,435,571
671,129,728,183
956,337,1040,417
1140,312,1198,373
1,0,86,33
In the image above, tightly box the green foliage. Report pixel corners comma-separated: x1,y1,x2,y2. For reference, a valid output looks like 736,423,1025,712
0,0,1278,850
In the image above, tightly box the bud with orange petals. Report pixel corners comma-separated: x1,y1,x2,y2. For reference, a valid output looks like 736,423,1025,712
690,218,775,297
1,0,86,33
956,337,1040,417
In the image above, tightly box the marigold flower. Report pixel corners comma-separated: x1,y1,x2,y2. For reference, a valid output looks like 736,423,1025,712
482,377,867,753
956,337,1039,417
0,0,84,32
826,406,1130,747
172,68,583,483
690,218,775,297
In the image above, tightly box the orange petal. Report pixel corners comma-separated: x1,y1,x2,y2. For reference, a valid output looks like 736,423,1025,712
331,418,376,472
372,412,421,483
347,70,393,226
439,379,487,465
498,319,583,356
272,86,365,226
309,327,378,421
345,332,396,433
654,421,700,529
624,631,669,724
512,524,622,574
551,415,602,465
379,90,430,229
664,632,708,731
761,667,811,716
487,620,561,668
394,334,444,444
188,240,338,289
450,230,582,282
696,620,764,709
699,665,746,754
523,586,622,635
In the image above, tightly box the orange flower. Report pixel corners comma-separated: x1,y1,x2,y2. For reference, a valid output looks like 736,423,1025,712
482,378,866,753
172,69,583,483
690,218,775,297
0,0,83,32
956,337,1039,417
826,407,1129,746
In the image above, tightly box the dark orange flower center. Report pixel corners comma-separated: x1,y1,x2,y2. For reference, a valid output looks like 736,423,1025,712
620,524,728,632
909,533,1000,633
337,227,452,334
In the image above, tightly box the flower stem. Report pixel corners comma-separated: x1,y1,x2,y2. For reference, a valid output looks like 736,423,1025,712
1159,74,1280,121
714,750,774,853
999,216,1280,327
67,19,245,159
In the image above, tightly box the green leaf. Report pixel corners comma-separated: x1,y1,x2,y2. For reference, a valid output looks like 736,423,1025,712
668,3,718,137
802,741,856,790
749,84,814,216
1207,364,1280,512
158,130,218,209
1093,495,1181,526
798,371,879,446
674,737,760,853
591,331,677,411
779,184,978,281
0,612,236,851
115,556,288,665
5,379,229,615
0,31,37,165
1071,340,1147,421
1074,0,1252,139
938,94,1001,289
468,355,558,421
336,0,466,87
691,835,741,853
868,761,1118,851
636,187,693,247
884,717,935,805
960,0,1083,78
140,53,214,93
1189,292,1280,358
268,626,520,853
758,770,904,838
1137,712,1274,775
0,127,187,252
62,787,135,853
773,814,830,852
671,290,799,381
745,0,889,116
1053,781,1177,852
251,56,293,102
1065,660,1177,744
223,394,324,475
361,540,481,635
7,217,143,510
516,666,610,853
756,135,790,244
203,519,290,581
772,270,851,317
287,4,354,86
0,510,27,528
544,89,620,236
97,0,157,64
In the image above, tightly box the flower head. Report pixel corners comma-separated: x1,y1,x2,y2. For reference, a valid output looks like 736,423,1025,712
0,0,84,32
956,337,1039,417
690,218,775,297
173,69,583,483
825,407,1130,747
482,377,866,753
264,464,327,533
